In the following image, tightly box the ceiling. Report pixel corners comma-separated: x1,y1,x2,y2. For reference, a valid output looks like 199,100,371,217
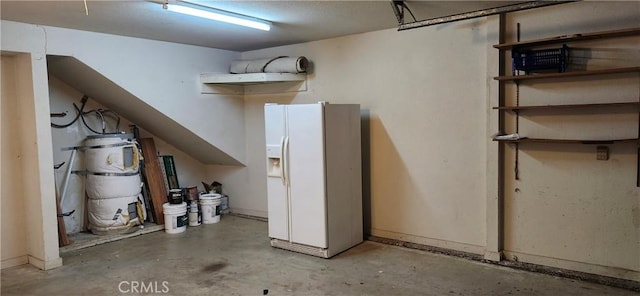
1,0,523,52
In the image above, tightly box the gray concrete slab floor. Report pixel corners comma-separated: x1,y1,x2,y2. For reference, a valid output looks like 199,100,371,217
1,215,636,295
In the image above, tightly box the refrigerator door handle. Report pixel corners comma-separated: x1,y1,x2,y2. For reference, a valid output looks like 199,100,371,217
280,136,286,186
283,136,290,186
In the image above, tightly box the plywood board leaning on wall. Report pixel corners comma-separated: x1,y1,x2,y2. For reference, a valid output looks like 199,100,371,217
140,138,168,225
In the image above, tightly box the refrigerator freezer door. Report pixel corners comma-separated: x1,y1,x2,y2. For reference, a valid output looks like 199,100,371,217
286,104,328,248
265,105,288,241
266,144,282,177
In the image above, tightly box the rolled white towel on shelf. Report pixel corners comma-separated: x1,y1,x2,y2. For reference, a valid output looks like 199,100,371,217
229,56,308,74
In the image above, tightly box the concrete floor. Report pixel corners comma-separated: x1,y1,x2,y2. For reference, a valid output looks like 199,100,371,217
1,215,636,296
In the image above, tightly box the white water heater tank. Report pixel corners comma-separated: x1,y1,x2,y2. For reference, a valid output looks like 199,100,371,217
84,134,145,234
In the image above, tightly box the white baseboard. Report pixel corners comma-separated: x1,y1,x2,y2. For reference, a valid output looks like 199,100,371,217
230,207,267,219
484,250,503,261
503,250,640,282
368,229,639,282
1,255,28,269
370,228,486,255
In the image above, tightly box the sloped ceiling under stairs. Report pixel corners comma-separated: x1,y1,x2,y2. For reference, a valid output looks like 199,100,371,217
47,55,243,166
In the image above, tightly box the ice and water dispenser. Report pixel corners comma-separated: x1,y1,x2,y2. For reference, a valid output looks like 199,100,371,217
266,144,282,177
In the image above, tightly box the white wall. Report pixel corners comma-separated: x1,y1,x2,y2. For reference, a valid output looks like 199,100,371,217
500,2,640,281
1,55,28,268
213,18,491,254
0,50,62,270
48,76,209,234
208,1,639,281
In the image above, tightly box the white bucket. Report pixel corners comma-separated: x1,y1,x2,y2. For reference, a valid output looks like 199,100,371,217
163,202,187,234
188,200,200,227
219,195,229,214
200,193,222,224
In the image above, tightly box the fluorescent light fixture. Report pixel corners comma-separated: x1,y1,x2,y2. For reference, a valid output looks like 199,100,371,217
164,2,271,31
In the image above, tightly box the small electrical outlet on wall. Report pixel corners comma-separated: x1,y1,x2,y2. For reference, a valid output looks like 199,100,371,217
596,146,609,161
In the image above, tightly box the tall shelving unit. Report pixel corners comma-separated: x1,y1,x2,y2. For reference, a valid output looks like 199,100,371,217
492,27,640,185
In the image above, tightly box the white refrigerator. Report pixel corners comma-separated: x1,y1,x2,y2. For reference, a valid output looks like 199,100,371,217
264,102,363,258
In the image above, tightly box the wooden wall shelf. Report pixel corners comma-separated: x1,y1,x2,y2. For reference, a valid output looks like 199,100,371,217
494,25,640,185
493,27,640,50
493,102,640,111
493,138,638,145
494,67,640,81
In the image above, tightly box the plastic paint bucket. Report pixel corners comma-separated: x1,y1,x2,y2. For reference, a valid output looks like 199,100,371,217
163,202,187,234
168,189,183,204
199,193,222,224
188,200,200,227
